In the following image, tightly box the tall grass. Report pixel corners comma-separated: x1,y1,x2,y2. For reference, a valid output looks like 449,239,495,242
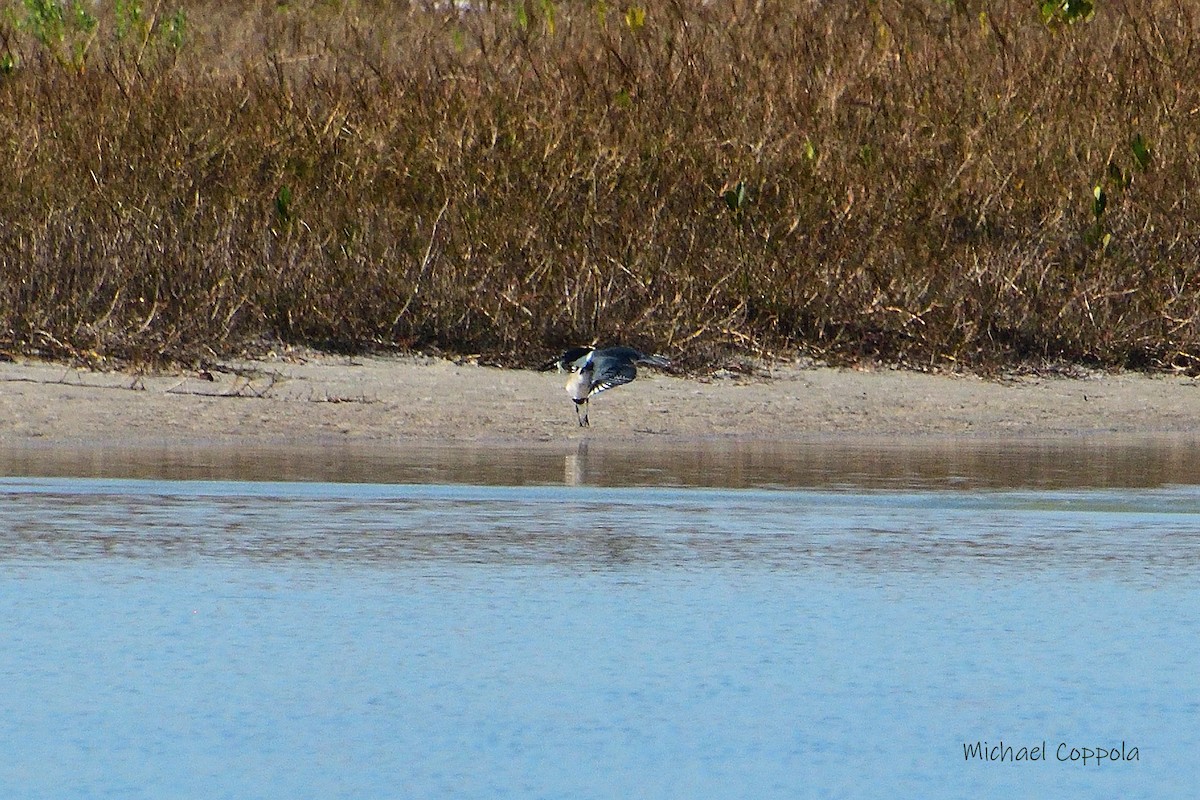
1,0,1199,371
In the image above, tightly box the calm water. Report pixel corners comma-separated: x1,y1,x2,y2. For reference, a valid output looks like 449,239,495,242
1,440,1198,799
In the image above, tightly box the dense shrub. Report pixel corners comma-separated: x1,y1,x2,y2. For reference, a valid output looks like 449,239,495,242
1,0,1198,370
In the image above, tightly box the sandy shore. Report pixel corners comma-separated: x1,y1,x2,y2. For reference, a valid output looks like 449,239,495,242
2,351,1199,448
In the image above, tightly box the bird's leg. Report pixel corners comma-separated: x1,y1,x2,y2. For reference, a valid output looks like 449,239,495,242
574,399,589,427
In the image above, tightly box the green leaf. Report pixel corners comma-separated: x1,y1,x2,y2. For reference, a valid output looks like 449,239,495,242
723,181,747,214
539,0,556,35
165,9,188,51
1040,0,1094,25
1092,185,1107,218
1065,0,1094,22
275,185,293,222
1131,133,1151,171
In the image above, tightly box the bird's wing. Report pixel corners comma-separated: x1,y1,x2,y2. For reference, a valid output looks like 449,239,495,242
538,346,594,372
597,347,671,370
636,354,671,369
588,357,638,396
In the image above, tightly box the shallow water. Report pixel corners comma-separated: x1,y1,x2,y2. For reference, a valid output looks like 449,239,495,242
1,441,1198,799
4,435,1200,488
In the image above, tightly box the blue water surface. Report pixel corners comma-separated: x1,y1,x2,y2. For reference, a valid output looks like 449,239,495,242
1,476,1198,799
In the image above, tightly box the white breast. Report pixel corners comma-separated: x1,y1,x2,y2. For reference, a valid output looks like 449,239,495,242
565,369,591,401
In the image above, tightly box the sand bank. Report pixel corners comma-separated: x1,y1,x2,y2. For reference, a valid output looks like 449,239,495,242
2,352,1198,449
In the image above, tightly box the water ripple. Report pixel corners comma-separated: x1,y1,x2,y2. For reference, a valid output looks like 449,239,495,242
2,479,1199,584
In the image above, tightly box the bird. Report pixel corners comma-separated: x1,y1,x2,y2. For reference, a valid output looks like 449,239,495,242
539,346,671,427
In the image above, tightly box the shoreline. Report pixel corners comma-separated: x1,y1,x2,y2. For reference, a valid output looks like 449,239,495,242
2,352,1199,449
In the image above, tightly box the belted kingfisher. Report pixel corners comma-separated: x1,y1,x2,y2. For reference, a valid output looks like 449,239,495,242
539,346,671,427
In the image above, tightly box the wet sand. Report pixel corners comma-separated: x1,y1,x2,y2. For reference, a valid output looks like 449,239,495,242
2,352,1198,448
